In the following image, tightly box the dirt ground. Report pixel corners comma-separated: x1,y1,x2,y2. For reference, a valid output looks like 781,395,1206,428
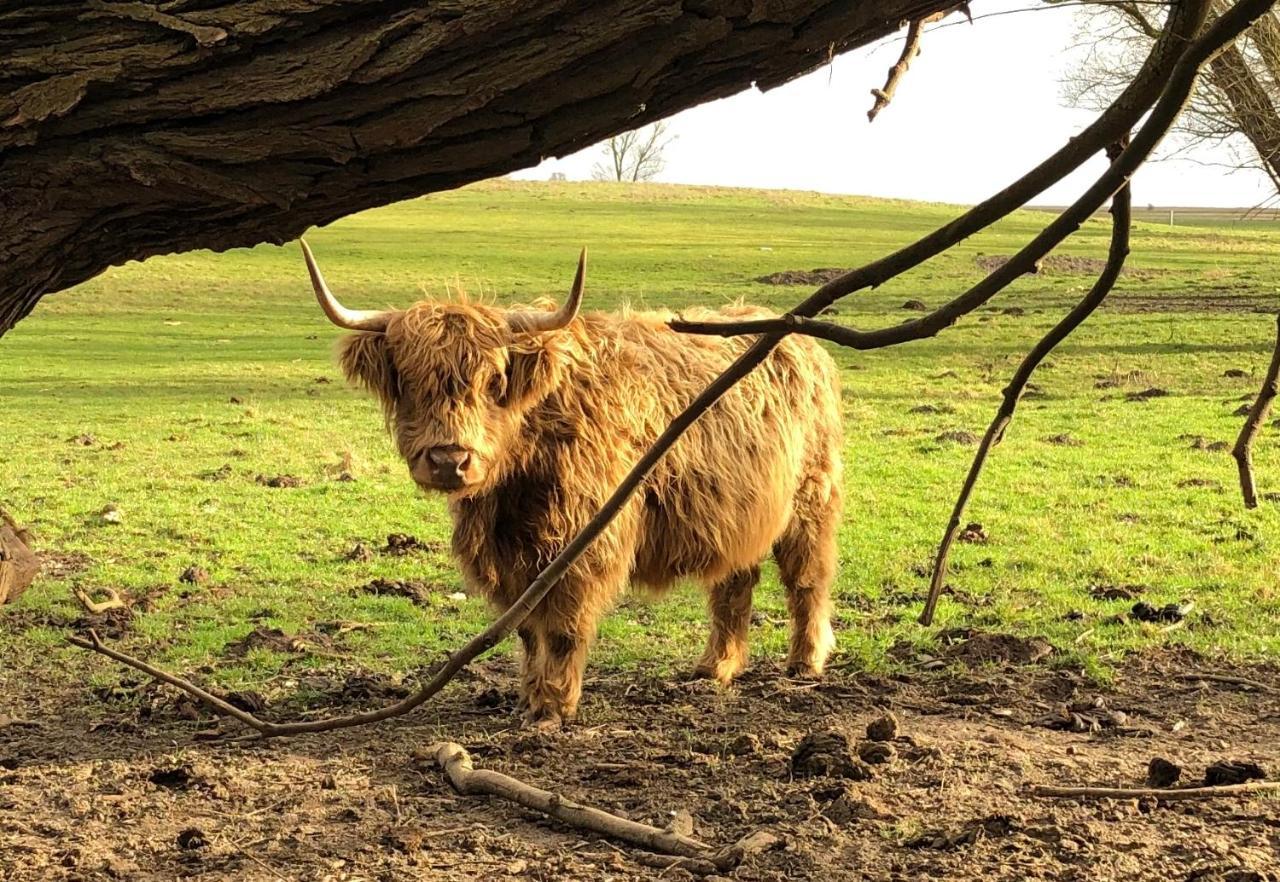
3,643,1279,882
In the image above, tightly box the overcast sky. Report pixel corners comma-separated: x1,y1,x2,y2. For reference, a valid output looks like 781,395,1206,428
514,1,1272,208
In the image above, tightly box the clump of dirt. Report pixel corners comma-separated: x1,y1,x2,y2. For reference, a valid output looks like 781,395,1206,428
790,731,875,780
754,268,849,286
68,433,97,446
223,626,331,658
355,578,436,606
198,464,233,482
936,430,979,445
1147,756,1182,787
1131,601,1193,624
179,566,208,585
39,550,92,580
1044,433,1083,446
71,604,133,639
1126,387,1171,402
902,299,929,311
1090,583,1145,601
255,474,303,488
1034,696,1140,734
1177,478,1222,489
382,533,443,556
906,814,1018,850
1204,760,1266,786
1234,404,1253,416
866,713,899,742
940,629,1053,666
1224,368,1251,378
957,523,988,544
909,403,955,415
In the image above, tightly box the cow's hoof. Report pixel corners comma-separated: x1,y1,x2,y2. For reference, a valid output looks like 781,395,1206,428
692,655,746,686
784,660,824,680
521,708,563,732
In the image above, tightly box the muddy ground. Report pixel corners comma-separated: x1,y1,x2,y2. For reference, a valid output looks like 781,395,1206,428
2,645,1279,882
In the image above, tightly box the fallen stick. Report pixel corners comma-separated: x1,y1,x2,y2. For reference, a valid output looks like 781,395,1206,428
1031,781,1280,801
426,741,741,871
72,586,126,614
1176,672,1276,693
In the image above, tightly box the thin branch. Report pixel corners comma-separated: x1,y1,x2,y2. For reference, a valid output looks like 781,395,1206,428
1032,781,1280,800
427,742,741,870
1177,671,1278,692
922,141,1133,626
867,14,942,122
1232,313,1280,508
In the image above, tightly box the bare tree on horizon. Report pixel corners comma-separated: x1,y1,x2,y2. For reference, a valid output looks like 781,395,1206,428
592,122,675,182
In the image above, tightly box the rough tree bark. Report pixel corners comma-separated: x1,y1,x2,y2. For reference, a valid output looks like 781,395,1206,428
0,0,959,335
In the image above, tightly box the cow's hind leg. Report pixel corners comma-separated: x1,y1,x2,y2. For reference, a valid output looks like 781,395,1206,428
694,565,760,684
773,488,839,678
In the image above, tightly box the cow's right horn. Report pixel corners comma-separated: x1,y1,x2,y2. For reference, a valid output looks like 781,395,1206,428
301,239,392,333
507,248,586,334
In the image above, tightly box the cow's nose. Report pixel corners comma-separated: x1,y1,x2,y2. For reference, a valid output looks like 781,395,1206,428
426,446,472,476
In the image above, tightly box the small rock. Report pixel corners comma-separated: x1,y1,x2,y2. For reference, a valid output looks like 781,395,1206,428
865,713,900,742
1146,757,1182,788
667,809,695,837
99,504,122,524
1204,760,1266,786
344,542,375,563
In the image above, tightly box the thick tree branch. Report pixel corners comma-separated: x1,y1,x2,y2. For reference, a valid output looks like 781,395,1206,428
0,0,965,335
1232,313,1280,508
922,142,1132,626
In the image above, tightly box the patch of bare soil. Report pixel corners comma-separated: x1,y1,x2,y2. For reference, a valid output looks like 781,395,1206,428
975,254,1167,279
754,268,849,286
3,646,1280,881
1107,292,1275,314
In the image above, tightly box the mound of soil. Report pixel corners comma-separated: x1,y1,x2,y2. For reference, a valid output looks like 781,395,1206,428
975,254,1165,278
754,268,849,285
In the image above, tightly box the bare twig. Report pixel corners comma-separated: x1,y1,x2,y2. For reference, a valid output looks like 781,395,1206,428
426,742,740,870
1032,781,1280,800
867,14,944,122
1177,671,1277,692
922,141,1133,626
72,586,125,614
1232,313,1280,508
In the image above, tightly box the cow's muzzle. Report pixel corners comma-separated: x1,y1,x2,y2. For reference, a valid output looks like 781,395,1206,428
413,445,475,491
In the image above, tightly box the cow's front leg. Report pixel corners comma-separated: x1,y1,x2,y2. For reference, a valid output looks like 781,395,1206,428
519,577,613,729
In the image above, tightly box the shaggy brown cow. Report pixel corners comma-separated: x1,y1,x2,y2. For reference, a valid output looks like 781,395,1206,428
302,241,843,728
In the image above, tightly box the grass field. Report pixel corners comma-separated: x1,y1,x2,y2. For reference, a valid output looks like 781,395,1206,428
3,178,1279,700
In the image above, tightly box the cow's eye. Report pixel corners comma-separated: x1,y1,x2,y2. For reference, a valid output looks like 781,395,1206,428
488,368,507,403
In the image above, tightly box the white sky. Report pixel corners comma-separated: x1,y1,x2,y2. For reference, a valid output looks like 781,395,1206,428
514,1,1273,208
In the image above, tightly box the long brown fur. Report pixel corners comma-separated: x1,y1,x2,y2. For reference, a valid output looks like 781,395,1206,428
339,299,843,727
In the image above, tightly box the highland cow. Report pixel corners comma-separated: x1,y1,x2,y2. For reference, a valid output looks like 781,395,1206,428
303,242,843,728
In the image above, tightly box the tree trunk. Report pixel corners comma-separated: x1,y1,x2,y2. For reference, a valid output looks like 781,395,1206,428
0,509,39,605
0,0,958,335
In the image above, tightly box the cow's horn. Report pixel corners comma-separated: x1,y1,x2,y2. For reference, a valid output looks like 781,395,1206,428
300,239,392,333
507,248,585,334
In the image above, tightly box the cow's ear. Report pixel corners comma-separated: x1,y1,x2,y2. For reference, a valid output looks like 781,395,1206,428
339,332,399,418
504,341,566,408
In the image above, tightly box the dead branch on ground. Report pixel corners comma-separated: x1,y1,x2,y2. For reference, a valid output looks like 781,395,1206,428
1177,671,1277,693
1232,313,1280,507
921,141,1132,626
867,14,944,122
70,0,1279,738
426,741,744,870
1032,780,1280,800
72,586,126,614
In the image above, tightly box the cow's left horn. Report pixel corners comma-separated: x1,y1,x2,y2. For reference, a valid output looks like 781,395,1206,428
300,239,392,333
507,248,586,334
